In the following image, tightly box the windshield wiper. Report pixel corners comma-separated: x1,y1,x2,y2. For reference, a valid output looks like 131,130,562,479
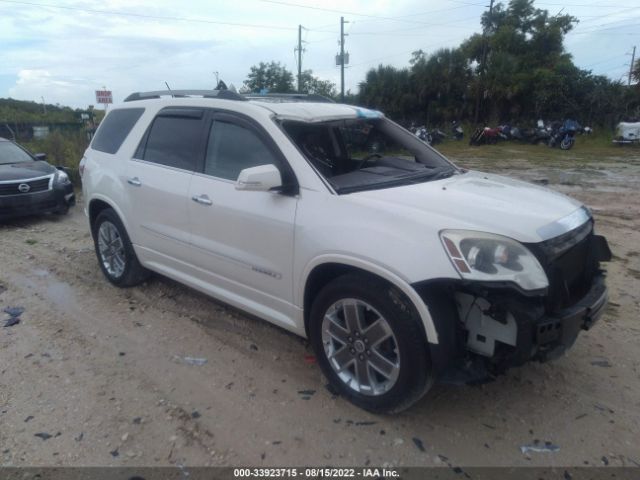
400,166,456,182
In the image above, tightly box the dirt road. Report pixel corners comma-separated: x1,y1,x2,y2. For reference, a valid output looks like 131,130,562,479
1,152,639,468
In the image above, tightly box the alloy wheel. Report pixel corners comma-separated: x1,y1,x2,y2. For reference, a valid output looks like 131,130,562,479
321,298,400,396
97,221,126,278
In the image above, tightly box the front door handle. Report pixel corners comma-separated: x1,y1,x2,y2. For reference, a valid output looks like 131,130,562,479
127,177,142,187
191,194,213,206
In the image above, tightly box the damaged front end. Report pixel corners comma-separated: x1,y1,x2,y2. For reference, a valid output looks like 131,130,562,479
415,217,612,384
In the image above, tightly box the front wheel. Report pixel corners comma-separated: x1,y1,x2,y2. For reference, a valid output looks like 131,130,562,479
560,136,574,150
92,208,150,287
309,274,433,413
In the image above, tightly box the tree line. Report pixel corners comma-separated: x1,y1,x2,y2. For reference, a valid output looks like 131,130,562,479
242,0,640,128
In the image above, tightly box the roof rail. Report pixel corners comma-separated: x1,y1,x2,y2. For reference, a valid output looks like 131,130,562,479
123,89,246,102
243,93,335,104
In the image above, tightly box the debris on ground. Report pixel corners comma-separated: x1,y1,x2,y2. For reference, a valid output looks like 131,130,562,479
520,441,560,454
110,448,119,457
298,389,316,400
412,437,426,452
590,359,612,368
173,356,207,366
3,306,24,317
34,433,52,441
4,317,20,327
303,355,316,364
3,306,24,327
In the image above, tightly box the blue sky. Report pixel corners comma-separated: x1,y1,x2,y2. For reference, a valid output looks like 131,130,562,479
0,0,638,108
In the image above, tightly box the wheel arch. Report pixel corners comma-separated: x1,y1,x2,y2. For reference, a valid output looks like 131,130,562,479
88,195,131,238
301,256,439,345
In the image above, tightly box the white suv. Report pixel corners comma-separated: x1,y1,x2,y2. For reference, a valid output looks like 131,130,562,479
80,90,611,413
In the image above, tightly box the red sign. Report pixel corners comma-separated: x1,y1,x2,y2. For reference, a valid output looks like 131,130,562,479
95,90,113,104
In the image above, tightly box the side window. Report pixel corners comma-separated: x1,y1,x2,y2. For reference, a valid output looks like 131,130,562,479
139,114,202,171
204,120,278,181
91,108,144,154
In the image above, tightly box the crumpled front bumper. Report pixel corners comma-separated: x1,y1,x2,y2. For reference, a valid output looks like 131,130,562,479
533,273,607,361
414,270,610,384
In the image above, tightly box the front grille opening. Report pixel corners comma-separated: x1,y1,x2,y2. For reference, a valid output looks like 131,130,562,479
528,220,599,313
0,177,51,196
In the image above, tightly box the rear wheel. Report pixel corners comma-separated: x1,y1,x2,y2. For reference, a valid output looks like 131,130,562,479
92,208,150,287
309,273,433,413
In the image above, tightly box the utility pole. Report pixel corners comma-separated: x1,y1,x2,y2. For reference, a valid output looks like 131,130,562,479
629,46,636,86
297,25,303,92
474,0,494,124
339,17,349,102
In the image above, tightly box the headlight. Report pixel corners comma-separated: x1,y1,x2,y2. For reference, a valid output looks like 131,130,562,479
440,230,548,290
55,170,70,185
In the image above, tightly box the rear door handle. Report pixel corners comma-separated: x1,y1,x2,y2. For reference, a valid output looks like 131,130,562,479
127,177,142,187
191,194,213,206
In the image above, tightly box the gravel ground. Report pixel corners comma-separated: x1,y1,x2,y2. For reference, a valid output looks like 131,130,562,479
0,153,639,468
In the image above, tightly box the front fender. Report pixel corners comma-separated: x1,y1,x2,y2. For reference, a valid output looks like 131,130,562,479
299,254,439,344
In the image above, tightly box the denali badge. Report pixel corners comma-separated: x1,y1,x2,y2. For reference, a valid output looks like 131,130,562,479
18,183,31,193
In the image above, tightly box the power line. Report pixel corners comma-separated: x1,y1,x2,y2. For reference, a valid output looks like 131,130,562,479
582,54,630,68
572,6,640,25
573,22,640,34
536,2,640,8
317,35,465,72
350,15,481,36
0,0,297,30
259,0,485,27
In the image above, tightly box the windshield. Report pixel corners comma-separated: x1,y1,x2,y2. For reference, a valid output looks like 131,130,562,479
281,117,458,194
0,141,34,165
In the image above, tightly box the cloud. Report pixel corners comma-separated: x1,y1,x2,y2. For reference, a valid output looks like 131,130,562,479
0,0,638,107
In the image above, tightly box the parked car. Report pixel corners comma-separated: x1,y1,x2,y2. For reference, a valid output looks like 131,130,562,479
0,137,75,221
80,90,611,413
613,121,640,145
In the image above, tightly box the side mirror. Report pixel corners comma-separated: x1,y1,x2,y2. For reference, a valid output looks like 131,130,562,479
34,153,47,161
236,164,282,192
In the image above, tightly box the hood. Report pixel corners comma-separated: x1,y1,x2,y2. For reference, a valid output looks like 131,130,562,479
0,161,56,181
351,170,584,243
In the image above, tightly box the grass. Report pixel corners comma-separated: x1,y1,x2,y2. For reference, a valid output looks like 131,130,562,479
435,133,639,167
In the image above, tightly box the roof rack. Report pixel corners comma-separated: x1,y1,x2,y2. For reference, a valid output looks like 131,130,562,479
123,89,246,102
243,93,335,104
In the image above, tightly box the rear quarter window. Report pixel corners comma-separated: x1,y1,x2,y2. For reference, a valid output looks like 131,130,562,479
91,108,145,154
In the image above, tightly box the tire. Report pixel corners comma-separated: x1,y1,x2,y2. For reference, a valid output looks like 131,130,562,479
92,208,150,287
55,205,69,216
560,137,574,150
309,273,433,413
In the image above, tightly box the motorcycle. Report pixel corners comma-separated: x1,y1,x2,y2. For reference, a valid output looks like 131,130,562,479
548,119,578,150
413,125,431,144
469,126,501,146
451,121,464,140
428,128,447,145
